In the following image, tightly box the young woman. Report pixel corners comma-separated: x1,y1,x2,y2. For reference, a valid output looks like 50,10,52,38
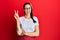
14,2,39,40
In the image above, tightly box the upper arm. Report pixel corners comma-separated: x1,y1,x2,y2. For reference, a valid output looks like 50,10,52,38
34,16,39,35
33,16,39,26
34,25,39,34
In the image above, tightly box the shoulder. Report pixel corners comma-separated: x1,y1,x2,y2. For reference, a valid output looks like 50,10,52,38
33,16,38,19
33,16,39,22
19,16,24,18
19,16,24,20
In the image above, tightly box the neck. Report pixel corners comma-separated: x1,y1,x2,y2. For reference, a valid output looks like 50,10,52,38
25,14,30,19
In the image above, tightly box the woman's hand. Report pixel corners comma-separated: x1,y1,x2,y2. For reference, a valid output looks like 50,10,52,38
20,29,26,36
14,10,22,36
14,10,19,21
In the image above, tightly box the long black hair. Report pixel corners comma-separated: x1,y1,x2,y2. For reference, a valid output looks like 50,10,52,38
23,2,36,23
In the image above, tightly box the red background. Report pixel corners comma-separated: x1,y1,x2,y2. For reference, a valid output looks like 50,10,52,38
0,0,60,40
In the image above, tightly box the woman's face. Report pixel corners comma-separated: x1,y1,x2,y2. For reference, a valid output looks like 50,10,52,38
24,4,31,15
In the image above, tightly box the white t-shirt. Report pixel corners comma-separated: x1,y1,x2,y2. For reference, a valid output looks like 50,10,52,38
19,16,39,32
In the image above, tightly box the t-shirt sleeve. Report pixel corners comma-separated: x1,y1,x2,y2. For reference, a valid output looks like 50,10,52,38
19,17,22,25
34,16,39,26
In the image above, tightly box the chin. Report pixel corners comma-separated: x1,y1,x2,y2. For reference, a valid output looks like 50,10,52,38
26,13,30,15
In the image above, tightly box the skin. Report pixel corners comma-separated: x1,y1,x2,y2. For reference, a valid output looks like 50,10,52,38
14,4,39,37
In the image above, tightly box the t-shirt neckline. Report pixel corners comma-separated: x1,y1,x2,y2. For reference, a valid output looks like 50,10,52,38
23,16,31,20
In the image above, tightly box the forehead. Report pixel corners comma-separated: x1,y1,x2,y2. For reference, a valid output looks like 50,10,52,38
25,4,31,8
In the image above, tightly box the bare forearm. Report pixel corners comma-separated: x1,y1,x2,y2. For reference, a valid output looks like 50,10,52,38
16,20,22,35
24,32,39,37
17,20,20,30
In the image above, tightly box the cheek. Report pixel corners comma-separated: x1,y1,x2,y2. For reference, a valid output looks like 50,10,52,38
24,10,28,14
28,9,31,12
25,10,27,13
29,9,31,13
